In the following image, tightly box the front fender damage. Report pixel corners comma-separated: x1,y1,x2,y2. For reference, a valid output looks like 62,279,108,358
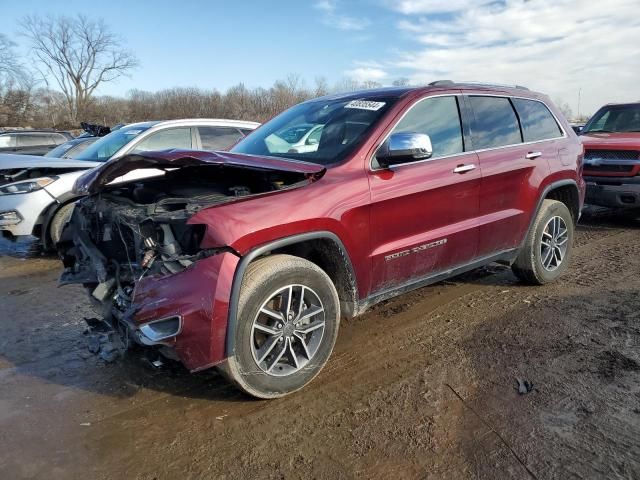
58,157,316,369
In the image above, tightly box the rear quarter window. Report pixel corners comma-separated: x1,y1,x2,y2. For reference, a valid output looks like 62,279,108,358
469,96,522,149
512,98,563,142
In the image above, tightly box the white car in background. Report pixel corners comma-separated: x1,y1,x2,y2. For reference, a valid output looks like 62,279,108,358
0,118,259,250
265,123,323,154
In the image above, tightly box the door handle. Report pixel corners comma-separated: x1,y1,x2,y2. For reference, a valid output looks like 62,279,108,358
453,164,476,174
525,151,542,159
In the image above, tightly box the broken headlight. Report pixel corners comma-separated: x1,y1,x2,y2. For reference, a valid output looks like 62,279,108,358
0,176,57,195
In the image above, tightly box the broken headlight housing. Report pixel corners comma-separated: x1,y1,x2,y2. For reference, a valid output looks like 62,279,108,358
0,176,57,195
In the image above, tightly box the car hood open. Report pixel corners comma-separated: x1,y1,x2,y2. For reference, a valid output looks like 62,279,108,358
73,149,326,195
0,153,100,171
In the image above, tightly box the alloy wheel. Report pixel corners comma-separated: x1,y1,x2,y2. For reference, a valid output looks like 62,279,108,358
540,215,569,271
250,284,325,377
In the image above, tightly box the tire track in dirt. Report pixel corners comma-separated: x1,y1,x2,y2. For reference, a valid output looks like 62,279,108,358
2,220,639,479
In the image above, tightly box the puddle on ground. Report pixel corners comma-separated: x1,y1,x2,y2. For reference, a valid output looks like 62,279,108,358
0,236,44,258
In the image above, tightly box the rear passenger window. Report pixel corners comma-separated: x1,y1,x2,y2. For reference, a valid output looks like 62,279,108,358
198,127,244,151
384,96,464,161
512,99,563,142
469,96,522,149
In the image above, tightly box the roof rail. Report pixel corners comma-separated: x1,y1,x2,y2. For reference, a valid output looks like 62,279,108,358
428,80,530,90
428,80,455,86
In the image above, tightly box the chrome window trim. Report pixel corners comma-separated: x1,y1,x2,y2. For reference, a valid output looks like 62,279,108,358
369,92,567,172
370,93,467,172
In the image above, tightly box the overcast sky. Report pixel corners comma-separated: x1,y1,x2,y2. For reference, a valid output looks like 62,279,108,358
1,0,638,115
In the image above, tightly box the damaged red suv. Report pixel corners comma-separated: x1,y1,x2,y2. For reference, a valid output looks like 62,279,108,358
60,82,585,398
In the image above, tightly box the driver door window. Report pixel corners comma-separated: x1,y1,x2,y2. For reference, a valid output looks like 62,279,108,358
373,96,464,168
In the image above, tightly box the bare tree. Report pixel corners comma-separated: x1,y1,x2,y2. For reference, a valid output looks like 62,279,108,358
0,34,28,87
20,15,138,125
392,77,410,87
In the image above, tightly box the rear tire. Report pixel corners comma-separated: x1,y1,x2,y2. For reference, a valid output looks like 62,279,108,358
512,199,574,285
218,254,340,399
49,203,75,245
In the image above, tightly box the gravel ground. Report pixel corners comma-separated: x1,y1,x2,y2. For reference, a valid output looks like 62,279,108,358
0,208,639,479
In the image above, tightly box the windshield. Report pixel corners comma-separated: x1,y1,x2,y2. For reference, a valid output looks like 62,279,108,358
46,138,98,158
45,141,76,158
583,104,640,134
231,97,397,165
275,124,316,144
73,124,151,162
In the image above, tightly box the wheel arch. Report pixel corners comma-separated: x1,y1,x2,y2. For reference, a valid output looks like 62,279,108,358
544,182,581,224
523,180,581,246
225,231,358,357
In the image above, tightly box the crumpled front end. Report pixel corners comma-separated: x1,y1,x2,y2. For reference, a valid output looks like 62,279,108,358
58,158,318,369
58,192,239,369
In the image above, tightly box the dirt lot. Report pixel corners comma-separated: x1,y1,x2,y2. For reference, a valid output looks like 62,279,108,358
1,208,639,480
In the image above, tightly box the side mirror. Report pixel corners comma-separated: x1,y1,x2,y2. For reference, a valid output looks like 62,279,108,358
376,132,433,168
306,136,319,145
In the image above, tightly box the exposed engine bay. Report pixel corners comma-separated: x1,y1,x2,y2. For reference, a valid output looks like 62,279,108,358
59,163,312,326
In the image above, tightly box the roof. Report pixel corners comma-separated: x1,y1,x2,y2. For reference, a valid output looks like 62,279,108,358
308,80,546,104
123,119,261,130
0,129,72,135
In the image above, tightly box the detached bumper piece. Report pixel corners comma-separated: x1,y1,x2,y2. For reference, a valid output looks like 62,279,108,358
84,317,128,363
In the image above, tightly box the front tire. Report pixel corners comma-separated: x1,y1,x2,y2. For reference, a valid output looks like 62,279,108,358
218,254,340,399
512,199,574,285
49,203,75,245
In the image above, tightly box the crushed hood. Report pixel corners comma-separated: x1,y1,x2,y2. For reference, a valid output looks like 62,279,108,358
73,149,326,195
0,153,100,171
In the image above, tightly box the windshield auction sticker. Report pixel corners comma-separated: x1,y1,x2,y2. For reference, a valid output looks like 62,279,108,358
344,100,386,111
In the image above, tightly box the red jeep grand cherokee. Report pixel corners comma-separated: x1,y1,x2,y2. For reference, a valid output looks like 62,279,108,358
580,102,640,209
60,82,585,398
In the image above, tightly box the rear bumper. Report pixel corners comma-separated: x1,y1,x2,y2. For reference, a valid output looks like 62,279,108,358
584,175,640,208
123,251,240,371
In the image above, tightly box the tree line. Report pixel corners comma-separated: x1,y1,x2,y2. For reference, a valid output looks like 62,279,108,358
1,14,577,129
0,15,394,129
0,75,393,129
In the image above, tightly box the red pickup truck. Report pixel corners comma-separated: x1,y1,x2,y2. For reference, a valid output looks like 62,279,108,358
60,82,585,398
580,102,640,209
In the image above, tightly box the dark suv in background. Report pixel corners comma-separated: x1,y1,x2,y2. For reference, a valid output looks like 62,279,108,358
60,81,584,398
580,102,640,209
0,130,73,155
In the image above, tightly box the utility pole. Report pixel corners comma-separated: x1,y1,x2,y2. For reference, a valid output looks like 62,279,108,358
577,88,582,120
